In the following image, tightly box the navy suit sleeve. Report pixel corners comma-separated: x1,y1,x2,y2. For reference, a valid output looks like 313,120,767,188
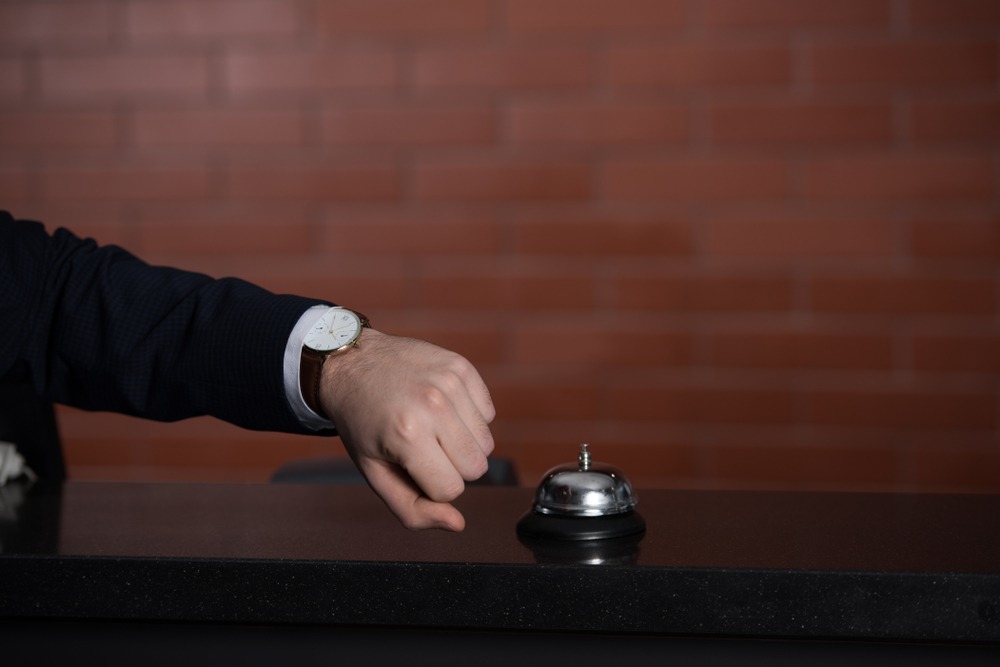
1,211,324,434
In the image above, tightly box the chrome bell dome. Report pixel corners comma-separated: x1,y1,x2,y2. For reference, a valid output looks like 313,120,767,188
533,444,638,517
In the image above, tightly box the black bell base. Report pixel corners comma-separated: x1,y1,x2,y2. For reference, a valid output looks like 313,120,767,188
516,510,646,542
517,530,644,565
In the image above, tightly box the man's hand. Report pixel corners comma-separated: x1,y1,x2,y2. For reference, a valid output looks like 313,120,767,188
318,329,495,532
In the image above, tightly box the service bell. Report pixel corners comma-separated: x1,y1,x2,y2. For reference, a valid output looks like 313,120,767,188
516,444,645,541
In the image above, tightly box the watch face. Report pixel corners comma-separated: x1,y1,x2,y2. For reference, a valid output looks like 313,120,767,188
304,308,363,352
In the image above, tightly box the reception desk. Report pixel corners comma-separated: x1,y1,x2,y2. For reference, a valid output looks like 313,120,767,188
1,481,998,664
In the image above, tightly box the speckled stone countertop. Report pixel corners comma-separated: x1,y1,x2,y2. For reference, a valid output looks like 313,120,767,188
0,481,997,643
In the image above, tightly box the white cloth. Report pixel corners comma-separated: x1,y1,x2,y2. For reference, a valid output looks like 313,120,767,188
283,305,338,431
0,441,35,486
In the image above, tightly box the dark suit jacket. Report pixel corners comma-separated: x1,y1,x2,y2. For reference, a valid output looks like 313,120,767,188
1,211,323,435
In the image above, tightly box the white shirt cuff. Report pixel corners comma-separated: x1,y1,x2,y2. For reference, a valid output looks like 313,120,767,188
284,304,337,431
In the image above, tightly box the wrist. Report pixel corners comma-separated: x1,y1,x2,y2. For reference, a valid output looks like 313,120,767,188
300,307,371,420
316,327,384,430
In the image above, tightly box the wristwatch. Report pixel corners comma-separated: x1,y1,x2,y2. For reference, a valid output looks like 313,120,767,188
300,306,371,420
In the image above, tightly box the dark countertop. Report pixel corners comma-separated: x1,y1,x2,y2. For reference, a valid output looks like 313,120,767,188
1,481,998,644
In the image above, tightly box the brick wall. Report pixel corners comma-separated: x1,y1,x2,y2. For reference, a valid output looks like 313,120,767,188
1,0,997,492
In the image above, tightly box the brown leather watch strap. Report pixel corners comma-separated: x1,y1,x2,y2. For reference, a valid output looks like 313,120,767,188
300,347,328,419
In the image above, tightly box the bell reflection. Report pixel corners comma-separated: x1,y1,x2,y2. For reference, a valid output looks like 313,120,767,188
518,531,642,565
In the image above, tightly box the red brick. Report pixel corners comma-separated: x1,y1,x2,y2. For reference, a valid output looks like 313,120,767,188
913,334,1000,373
68,463,274,483
511,323,693,366
415,46,592,89
509,101,688,145
318,211,502,255
601,442,704,486
604,158,789,201
226,164,398,201
55,407,153,440
417,265,597,310
62,436,139,469
911,217,1000,260
908,0,1000,26
912,443,1000,491
808,39,998,86
133,109,303,146
704,0,890,29
609,385,795,423
911,100,1000,143
809,274,996,315
42,166,212,201
0,112,118,149
135,207,313,256
59,409,321,443
386,324,505,365
609,44,791,88
127,0,299,39
712,444,897,489
514,214,693,257
490,380,601,419
505,0,685,33
708,101,892,145
0,59,24,99
7,203,129,246
147,436,319,470
806,390,996,430
612,272,794,311
71,222,136,247
208,259,410,308
513,439,704,488
0,170,31,201
322,104,494,146
41,55,211,98
226,51,397,95
804,155,995,200
0,2,112,44
317,0,491,36
414,160,590,201
707,330,894,370
705,214,895,259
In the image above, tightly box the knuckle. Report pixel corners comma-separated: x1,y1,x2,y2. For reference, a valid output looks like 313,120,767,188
436,368,464,395
441,353,474,380
418,384,450,412
389,415,420,444
446,355,472,376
